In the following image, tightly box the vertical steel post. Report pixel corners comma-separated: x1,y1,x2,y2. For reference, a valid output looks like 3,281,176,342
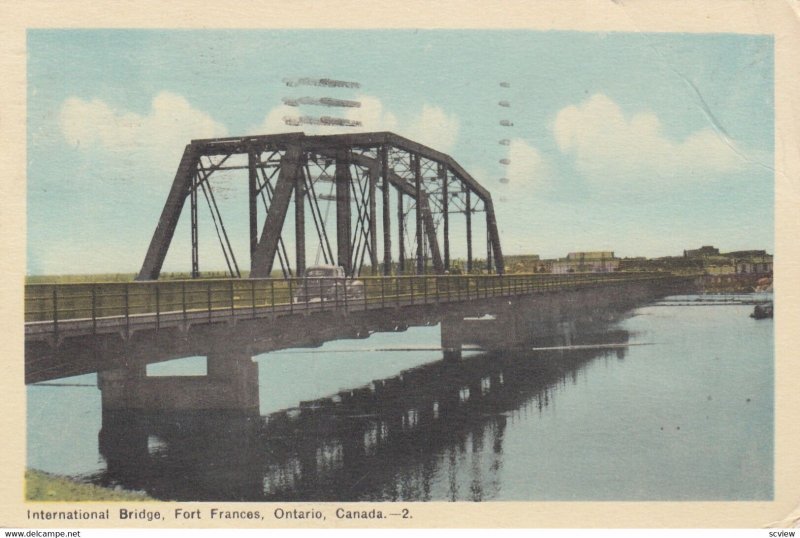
381,145,392,275
369,164,378,275
335,152,352,275
465,190,473,273
248,150,258,269
440,163,449,271
191,173,199,278
486,228,493,274
397,191,405,274
295,154,306,277
414,154,423,275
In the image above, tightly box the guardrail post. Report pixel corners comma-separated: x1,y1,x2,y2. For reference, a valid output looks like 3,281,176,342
435,276,440,304
381,278,385,308
156,284,161,331
230,280,235,319
343,278,348,312
271,280,276,316
182,281,187,322
334,278,340,309
320,279,325,312
304,278,309,313
423,276,428,304
124,284,129,338
289,279,294,314
251,280,256,319
52,288,58,340
410,277,415,305
207,282,212,322
91,284,97,335
395,275,400,307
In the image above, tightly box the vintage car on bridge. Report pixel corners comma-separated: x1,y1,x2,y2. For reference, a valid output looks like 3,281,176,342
292,265,365,304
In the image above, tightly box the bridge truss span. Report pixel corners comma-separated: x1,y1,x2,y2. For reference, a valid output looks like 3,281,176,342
137,132,505,281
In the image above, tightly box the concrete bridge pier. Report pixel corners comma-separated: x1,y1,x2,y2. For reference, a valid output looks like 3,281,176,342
98,349,260,415
441,315,464,362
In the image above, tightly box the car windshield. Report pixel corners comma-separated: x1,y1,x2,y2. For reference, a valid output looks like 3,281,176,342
305,268,336,277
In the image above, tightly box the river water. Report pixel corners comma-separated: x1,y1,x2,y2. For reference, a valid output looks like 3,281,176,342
27,294,773,501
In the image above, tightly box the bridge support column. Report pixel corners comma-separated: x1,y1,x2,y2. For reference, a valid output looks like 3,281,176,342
98,350,259,415
441,316,464,362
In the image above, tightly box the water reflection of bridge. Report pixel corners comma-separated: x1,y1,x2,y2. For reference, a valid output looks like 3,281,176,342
96,324,630,502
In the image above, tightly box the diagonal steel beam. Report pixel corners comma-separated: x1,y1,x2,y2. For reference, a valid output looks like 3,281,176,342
250,145,303,278
137,144,198,281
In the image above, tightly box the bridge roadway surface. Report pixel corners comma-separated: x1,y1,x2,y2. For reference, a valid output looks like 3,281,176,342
24,272,684,384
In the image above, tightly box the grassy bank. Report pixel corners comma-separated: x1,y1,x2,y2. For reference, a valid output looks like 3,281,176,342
26,469,154,501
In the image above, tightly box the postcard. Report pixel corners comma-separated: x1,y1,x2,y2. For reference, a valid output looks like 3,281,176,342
2,0,799,531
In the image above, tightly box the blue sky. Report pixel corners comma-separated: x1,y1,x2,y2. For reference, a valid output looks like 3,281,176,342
27,30,774,275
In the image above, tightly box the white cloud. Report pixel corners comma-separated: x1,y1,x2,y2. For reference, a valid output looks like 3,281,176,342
60,91,228,168
553,93,749,184
250,96,459,153
504,138,550,191
403,104,460,153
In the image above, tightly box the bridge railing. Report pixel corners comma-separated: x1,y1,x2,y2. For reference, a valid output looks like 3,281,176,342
25,272,675,327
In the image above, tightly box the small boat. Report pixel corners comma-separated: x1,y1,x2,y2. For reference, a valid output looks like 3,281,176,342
751,302,773,319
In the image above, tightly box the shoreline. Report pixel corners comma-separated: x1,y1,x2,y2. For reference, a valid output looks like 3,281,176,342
25,469,154,502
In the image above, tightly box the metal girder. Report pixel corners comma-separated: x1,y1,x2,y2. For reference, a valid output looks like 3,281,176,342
192,132,491,200
419,193,444,273
335,151,352,275
250,145,304,278
381,145,391,275
139,132,504,280
440,163,449,271
137,144,198,281
337,151,444,274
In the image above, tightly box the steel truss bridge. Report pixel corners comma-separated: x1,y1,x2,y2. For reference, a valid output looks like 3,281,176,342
138,132,504,281
24,131,693,393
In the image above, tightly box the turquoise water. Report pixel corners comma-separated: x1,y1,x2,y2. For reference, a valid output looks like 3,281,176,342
27,296,773,500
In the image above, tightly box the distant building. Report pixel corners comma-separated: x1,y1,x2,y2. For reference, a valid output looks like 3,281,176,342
733,254,773,274
551,251,619,274
726,250,767,258
684,246,720,258
503,254,547,274
681,245,772,275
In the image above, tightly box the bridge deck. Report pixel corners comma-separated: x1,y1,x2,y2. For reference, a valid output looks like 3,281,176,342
25,273,678,342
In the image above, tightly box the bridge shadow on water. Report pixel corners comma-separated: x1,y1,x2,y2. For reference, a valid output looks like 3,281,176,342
93,322,631,502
